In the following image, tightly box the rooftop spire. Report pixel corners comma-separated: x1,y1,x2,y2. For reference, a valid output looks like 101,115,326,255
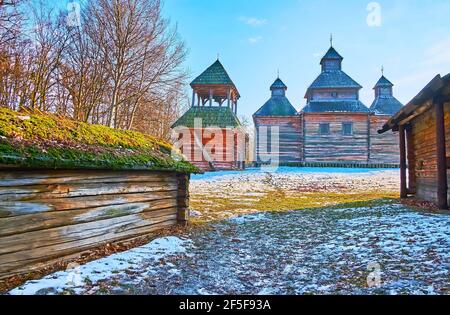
277,68,280,79
381,65,384,76
330,33,333,47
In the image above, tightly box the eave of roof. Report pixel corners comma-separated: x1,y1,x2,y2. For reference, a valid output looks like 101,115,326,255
379,73,450,134
301,100,370,113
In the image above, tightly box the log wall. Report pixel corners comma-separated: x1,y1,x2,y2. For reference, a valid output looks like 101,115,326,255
369,115,400,164
409,103,450,204
178,128,247,171
254,116,303,163
0,169,190,279
303,113,369,162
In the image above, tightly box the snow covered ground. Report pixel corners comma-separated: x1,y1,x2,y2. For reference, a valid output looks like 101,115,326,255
8,168,449,295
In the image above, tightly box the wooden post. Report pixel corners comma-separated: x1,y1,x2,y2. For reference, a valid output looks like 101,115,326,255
435,100,448,210
197,93,200,107
406,125,416,195
209,89,213,107
227,89,231,108
235,99,238,115
399,124,407,198
192,89,196,107
176,173,190,224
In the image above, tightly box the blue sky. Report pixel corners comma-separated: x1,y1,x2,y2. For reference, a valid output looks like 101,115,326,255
50,0,450,122
162,0,450,121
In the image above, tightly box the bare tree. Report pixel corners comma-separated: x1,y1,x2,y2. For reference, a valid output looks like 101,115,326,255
84,0,187,129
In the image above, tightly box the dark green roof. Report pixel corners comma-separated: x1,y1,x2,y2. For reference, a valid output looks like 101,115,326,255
270,78,287,90
370,96,403,115
374,75,394,89
320,47,343,64
172,107,241,129
302,100,370,113
254,96,298,117
307,70,362,90
191,60,236,87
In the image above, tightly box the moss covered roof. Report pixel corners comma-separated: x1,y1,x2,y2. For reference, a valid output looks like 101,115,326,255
0,108,198,173
171,106,241,129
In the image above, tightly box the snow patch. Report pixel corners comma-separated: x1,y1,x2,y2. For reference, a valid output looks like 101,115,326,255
9,236,190,295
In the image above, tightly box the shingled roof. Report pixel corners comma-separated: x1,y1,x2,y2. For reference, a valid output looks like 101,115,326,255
370,97,403,116
171,107,241,129
190,60,236,87
373,75,394,89
254,97,298,117
270,78,288,90
302,100,370,113
320,47,343,64
308,70,362,90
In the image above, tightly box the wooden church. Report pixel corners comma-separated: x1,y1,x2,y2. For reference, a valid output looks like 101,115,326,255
172,59,249,171
253,77,302,164
254,42,404,166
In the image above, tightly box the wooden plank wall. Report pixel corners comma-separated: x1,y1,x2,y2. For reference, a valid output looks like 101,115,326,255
254,116,303,163
369,115,400,164
178,128,247,170
303,113,369,162
0,170,188,279
409,103,450,203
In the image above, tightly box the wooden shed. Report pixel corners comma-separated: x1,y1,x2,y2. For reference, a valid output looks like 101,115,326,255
0,108,197,279
379,74,450,210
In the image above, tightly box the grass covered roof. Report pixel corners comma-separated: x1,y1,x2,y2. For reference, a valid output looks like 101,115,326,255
0,108,198,173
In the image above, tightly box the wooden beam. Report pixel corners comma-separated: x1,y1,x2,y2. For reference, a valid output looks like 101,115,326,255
405,125,416,195
399,124,407,198
227,89,231,108
192,89,196,107
209,89,213,107
435,100,448,210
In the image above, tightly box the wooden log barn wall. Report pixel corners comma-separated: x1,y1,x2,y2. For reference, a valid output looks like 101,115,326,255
0,169,191,280
380,73,450,210
0,108,196,279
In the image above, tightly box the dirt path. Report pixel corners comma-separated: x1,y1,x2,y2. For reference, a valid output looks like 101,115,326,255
9,168,450,295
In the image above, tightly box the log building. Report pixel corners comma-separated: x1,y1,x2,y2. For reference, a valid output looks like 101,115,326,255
172,60,248,171
379,74,450,210
0,108,196,279
254,44,403,166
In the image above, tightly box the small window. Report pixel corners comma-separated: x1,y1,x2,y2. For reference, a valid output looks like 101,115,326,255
319,123,330,135
331,92,338,98
342,122,353,136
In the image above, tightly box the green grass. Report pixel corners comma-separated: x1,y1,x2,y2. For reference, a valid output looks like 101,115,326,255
0,107,198,173
189,189,399,223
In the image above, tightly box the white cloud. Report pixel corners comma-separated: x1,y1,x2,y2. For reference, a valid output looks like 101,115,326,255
239,16,267,27
248,36,263,44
